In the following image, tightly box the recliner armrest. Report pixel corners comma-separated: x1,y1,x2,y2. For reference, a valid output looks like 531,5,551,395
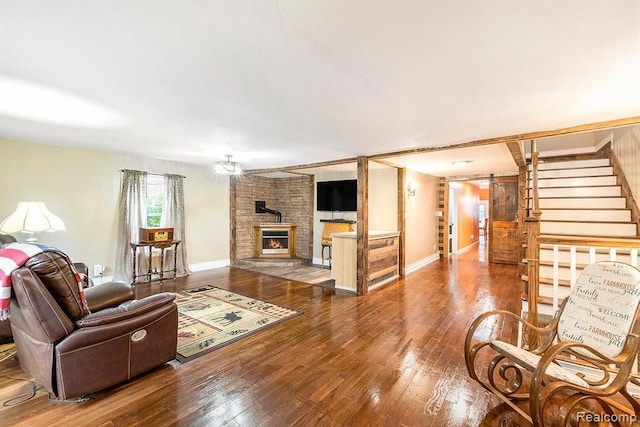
75,292,175,328
84,281,135,312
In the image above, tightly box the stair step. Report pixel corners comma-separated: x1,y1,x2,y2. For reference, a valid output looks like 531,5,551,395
539,277,572,287
534,197,627,209
532,175,618,188
538,186,621,198
541,209,631,222
540,221,637,237
536,166,614,179
540,260,589,269
533,158,610,170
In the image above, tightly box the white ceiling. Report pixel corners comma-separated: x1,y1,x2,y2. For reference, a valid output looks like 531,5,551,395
1,1,639,174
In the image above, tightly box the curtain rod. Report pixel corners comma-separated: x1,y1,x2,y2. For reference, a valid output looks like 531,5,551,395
120,169,186,178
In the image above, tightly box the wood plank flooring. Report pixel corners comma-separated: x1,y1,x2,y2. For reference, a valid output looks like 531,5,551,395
0,246,528,426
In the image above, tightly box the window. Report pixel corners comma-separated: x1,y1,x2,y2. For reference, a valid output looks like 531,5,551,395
146,175,164,227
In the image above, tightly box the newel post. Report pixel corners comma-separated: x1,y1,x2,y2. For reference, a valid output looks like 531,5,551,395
525,211,541,328
525,144,541,347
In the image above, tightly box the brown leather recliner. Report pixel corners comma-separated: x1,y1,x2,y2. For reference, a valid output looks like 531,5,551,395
8,250,178,400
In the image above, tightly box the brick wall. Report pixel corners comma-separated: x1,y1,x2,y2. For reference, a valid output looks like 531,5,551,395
232,175,313,260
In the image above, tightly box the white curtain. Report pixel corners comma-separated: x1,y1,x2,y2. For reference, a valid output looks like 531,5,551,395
114,170,148,281
161,173,190,276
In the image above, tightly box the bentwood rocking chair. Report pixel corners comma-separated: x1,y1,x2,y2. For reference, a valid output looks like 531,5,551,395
465,261,640,426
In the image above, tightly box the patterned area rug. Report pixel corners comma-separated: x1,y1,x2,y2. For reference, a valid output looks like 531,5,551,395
175,286,302,362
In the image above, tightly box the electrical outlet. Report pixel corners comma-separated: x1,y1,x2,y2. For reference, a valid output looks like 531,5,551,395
93,265,104,276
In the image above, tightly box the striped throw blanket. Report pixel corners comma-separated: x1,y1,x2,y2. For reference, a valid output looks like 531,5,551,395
0,243,88,320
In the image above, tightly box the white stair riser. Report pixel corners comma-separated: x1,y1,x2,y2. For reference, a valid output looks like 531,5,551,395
536,167,613,179
539,248,638,265
534,303,558,317
538,186,621,198
533,197,627,209
539,284,571,299
530,158,610,170
541,209,631,222
541,221,637,237
539,265,580,281
531,175,618,188
522,300,559,317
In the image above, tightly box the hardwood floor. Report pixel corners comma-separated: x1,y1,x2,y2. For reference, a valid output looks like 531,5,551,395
0,245,527,426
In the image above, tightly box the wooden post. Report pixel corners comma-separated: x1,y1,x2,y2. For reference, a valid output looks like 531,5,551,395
230,175,237,264
357,156,369,296
397,167,406,277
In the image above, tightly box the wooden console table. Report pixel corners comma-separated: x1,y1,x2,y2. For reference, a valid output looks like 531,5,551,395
130,240,180,284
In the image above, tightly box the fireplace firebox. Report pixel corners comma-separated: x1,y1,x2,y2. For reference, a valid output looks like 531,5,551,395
254,224,296,258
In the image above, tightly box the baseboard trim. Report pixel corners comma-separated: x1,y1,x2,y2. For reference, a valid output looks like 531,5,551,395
189,259,230,272
454,241,479,256
405,253,441,275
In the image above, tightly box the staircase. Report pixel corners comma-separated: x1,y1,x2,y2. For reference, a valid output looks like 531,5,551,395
526,157,640,316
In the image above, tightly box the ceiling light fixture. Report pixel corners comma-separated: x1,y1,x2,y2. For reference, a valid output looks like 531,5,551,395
214,155,243,175
452,160,472,167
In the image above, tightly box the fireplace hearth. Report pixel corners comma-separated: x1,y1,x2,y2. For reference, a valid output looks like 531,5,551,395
254,223,296,258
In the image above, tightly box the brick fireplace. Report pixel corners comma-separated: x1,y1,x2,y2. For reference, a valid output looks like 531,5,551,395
231,174,312,263
254,224,297,258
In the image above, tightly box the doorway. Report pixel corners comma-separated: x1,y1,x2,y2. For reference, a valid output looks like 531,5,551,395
448,186,458,254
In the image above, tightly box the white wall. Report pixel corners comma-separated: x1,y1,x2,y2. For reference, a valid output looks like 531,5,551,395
0,138,230,278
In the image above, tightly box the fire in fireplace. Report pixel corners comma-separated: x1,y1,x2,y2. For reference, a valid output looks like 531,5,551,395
262,229,289,254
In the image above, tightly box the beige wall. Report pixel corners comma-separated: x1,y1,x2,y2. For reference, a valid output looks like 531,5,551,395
0,138,230,278
405,170,440,268
368,165,398,231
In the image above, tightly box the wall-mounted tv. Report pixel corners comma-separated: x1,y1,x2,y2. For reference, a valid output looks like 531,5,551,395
317,179,357,212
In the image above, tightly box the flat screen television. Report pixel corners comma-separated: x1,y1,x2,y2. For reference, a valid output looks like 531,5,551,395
317,179,357,212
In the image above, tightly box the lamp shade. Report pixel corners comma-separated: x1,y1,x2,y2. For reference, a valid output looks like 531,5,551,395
0,201,66,234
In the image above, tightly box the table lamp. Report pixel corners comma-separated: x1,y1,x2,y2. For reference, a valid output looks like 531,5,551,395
0,201,66,242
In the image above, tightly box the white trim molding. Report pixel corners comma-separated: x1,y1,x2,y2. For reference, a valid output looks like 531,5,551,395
405,253,441,275
189,259,230,272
